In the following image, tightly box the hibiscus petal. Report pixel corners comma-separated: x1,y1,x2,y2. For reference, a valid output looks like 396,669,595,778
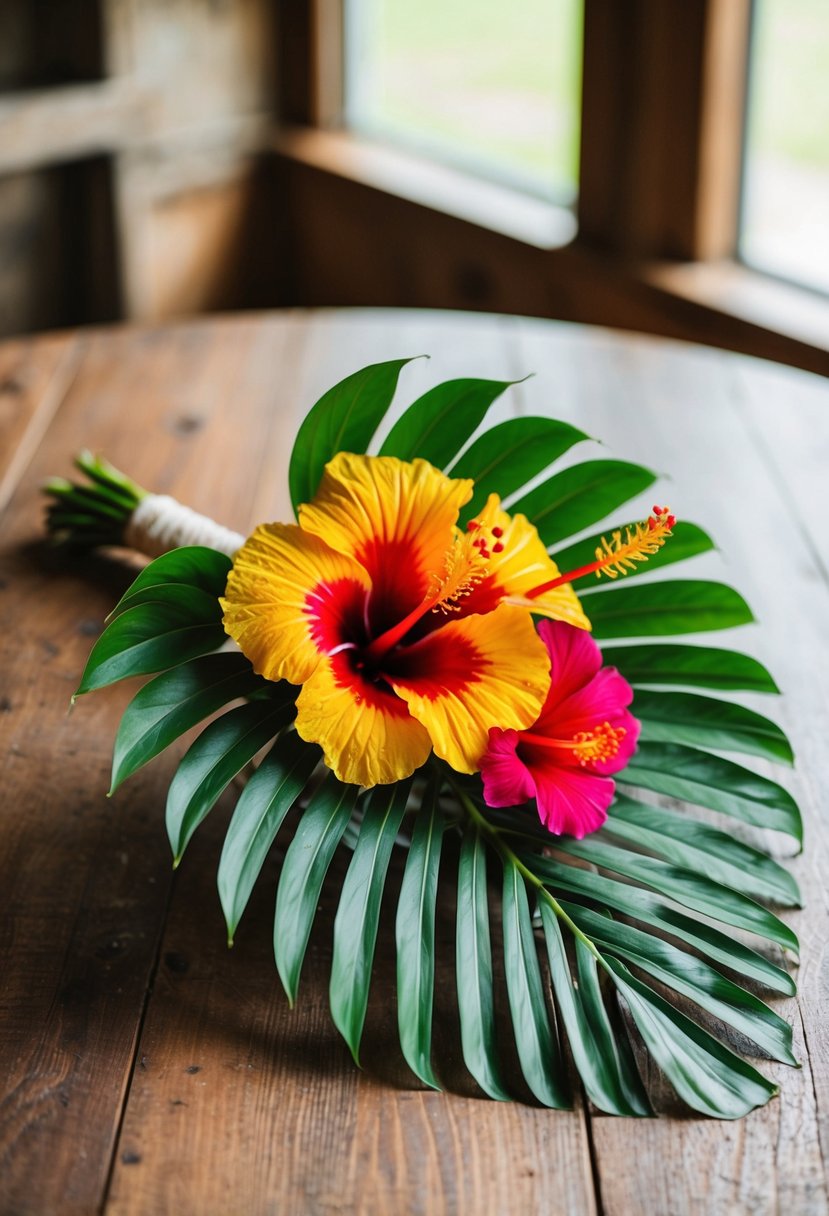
479,728,537,807
295,655,432,786
299,453,473,629
460,498,590,630
221,522,370,684
526,754,616,838
389,604,550,774
537,618,604,703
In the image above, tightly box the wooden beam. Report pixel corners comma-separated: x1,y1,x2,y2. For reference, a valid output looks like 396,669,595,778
0,81,148,176
578,0,751,260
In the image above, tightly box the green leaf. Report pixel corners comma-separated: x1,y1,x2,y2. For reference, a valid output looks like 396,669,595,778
510,460,657,547
448,416,588,519
556,837,798,953
395,782,444,1090
606,797,801,907
501,861,569,1108
523,852,795,995
553,520,714,583
456,824,510,1100
539,902,651,1116
108,582,222,624
111,652,265,791
566,905,796,1066
602,642,780,693
109,546,231,615
76,603,226,695
621,741,802,844
582,580,754,639
329,782,411,1064
274,775,359,1005
379,378,516,467
218,734,321,942
602,958,778,1119
633,689,793,765
289,359,414,512
166,698,296,862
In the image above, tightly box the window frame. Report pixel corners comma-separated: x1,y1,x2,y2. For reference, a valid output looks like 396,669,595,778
273,0,829,377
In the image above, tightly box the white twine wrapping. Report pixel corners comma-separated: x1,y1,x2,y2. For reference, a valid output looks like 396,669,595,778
124,494,245,560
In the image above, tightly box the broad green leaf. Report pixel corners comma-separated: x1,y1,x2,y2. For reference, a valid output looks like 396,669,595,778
166,698,295,862
329,782,411,1064
634,689,793,765
218,734,320,942
582,580,754,639
556,838,798,953
603,957,778,1119
523,852,795,995
456,825,510,1100
606,797,801,907
621,741,802,844
274,775,359,1004
109,546,231,614
552,520,714,583
448,416,588,519
566,905,796,1066
109,582,221,624
395,783,444,1090
510,460,657,547
601,643,780,693
111,652,265,791
539,901,650,1116
76,603,226,695
379,378,516,467
289,359,414,512
501,861,569,1108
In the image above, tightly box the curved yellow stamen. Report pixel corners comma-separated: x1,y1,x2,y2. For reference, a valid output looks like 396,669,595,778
363,500,506,660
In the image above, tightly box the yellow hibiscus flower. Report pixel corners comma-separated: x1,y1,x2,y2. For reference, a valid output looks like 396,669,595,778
221,452,589,787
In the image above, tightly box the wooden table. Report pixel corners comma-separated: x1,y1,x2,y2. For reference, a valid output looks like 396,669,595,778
1,310,827,1216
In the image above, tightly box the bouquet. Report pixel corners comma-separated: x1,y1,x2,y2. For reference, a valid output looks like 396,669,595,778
44,358,801,1119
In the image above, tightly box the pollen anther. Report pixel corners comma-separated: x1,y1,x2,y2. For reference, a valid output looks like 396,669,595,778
571,721,626,766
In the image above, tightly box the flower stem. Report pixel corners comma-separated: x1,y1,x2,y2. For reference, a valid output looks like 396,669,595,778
445,774,601,960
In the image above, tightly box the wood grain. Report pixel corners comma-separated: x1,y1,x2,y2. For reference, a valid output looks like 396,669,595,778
0,311,827,1216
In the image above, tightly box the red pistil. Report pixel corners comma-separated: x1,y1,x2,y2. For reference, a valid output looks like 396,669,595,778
521,721,626,766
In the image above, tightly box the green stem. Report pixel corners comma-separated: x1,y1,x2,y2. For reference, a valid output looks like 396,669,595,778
445,774,601,961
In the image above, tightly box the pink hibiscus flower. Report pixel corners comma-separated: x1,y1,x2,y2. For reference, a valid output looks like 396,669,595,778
479,619,640,838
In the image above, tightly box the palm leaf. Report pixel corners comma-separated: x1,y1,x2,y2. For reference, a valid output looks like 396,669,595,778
274,775,359,1005
329,782,412,1064
217,734,320,943
501,858,570,1108
379,378,518,467
455,824,510,1100
288,358,415,511
449,416,588,518
395,781,444,1090
65,362,802,1120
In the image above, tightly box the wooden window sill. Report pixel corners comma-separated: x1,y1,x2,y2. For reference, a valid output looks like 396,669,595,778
271,124,829,377
641,259,829,366
272,125,577,250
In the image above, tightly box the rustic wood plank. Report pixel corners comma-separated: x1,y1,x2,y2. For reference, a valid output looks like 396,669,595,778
0,316,300,1215
0,332,81,511
512,321,829,1214
3,311,828,1216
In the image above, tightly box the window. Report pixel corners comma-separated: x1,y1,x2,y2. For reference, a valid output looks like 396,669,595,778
741,0,829,294
345,0,583,206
